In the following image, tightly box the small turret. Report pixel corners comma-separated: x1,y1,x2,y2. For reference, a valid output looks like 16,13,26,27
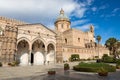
54,9,71,32
90,24,94,33
60,8,64,14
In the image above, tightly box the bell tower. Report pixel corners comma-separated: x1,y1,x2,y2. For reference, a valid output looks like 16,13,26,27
90,24,94,33
54,9,71,32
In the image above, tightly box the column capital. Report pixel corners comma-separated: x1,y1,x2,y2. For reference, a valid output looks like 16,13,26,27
29,49,32,52
44,50,47,53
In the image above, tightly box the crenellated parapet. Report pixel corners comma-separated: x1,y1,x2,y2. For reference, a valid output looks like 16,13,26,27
0,16,27,25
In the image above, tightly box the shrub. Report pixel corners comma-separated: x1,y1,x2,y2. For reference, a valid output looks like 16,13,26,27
94,56,99,59
8,61,20,66
0,62,2,67
64,63,70,70
87,58,92,61
98,67,108,73
102,54,114,63
73,66,97,72
80,59,86,61
98,67,108,76
71,54,80,61
73,63,116,72
14,60,20,66
116,59,120,69
106,65,116,72
116,59,120,64
116,64,120,69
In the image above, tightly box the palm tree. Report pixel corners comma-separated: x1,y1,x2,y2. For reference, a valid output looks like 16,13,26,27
105,38,119,59
105,38,117,53
113,41,120,59
96,35,101,58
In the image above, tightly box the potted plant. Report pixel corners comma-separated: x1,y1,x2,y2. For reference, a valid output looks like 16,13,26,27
8,62,12,66
116,64,120,69
116,59,120,69
48,69,56,75
8,61,19,67
98,67,108,76
64,63,70,70
0,62,2,67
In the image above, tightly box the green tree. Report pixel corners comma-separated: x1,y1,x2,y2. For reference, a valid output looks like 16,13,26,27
71,54,80,61
96,35,101,58
105,38,120,59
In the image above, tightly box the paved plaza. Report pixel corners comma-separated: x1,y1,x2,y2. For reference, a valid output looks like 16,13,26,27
0,62,120,80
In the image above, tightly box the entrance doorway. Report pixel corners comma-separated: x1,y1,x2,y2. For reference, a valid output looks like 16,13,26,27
31,53,34,64
17,40,29,66
32,39,45,65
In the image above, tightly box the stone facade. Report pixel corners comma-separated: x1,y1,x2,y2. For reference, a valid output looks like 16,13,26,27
55,9,109,62
0,9,109,65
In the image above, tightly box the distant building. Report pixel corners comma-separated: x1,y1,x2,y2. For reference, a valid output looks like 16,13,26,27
0,9,109,66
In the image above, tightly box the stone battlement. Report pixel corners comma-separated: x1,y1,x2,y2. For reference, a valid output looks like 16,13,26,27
0,16,27,25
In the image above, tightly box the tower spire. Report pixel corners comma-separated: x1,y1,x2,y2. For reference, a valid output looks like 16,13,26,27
60,8,64,15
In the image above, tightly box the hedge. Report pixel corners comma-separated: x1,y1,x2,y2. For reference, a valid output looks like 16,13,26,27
102,54,114,63
73,63,116,72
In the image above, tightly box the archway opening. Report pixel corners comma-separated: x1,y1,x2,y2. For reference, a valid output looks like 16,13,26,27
46,43,55,64
17,40,29,66
32,39,45,65
31,53,34,64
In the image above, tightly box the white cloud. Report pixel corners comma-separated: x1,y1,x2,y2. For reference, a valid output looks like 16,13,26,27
91,7,97,11
75,23,98,31
99,5,107,10
86,0,94,5
112,8,120,13
76,24,91,31
71,19,89,27
100,14,104,17
72,8,87,18
0,0,94,29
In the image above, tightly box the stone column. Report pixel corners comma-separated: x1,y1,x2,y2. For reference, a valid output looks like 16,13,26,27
44,50,47,65
29,50,32,65
54,50,56,64
29,43,32,66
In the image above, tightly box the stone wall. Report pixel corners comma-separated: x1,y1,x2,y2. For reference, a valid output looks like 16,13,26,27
62,46,109,61
0,25,17,63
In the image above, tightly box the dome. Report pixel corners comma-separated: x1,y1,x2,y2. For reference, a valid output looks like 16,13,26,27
56,9,70,22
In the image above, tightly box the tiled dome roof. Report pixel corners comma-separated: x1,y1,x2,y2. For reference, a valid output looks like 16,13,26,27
56,9,70,21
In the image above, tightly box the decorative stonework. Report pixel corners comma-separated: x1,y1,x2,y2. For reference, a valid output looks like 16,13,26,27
0,25,18,63
0,9,109,65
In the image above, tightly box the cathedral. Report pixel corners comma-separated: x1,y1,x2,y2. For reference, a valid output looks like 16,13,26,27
0,9,109,66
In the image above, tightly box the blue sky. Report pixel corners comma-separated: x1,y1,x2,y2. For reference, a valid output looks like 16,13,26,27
0,0,120,44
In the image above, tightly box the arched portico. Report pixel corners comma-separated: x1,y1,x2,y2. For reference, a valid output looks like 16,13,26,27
17,40,29,66
46,43,55,64
17,37,56,65
31,39,45,65
17,37,30,45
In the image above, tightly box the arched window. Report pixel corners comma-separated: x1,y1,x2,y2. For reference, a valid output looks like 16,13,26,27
67,24,69,29
0,27,3,35
0,30,3,35
78,38,80,42
90,40,92,42
61,24,64,28
65,38,67,44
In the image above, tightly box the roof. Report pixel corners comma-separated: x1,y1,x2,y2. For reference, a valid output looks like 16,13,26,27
55,9,70,22
17,23,57,34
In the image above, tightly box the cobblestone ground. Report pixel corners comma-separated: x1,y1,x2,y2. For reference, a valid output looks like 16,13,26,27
1,61,120,80
2,69,120,80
